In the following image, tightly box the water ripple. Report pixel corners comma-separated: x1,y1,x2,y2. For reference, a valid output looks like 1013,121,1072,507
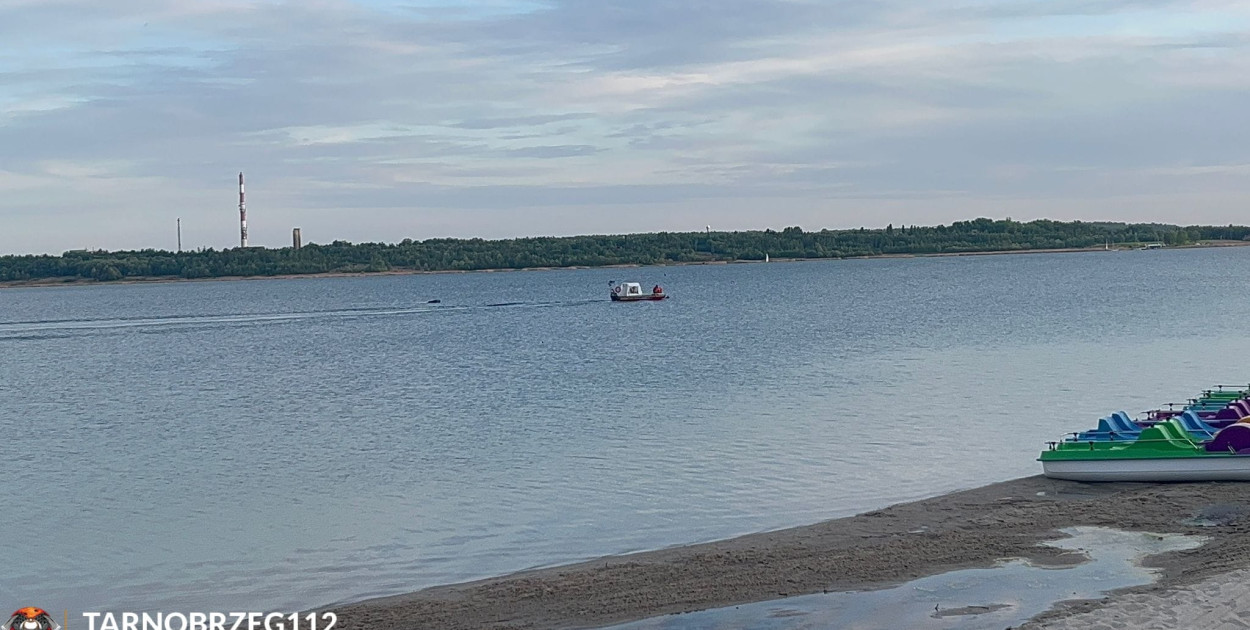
3,250,1250,611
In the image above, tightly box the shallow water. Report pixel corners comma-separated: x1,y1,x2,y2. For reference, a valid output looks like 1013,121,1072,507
606,527,1206,630
3,247,1250,612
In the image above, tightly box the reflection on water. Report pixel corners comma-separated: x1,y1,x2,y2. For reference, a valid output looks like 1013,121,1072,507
2,248,1250,611
606,528,1206,630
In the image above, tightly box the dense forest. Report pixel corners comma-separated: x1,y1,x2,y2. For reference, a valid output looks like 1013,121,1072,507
2,218,1249,283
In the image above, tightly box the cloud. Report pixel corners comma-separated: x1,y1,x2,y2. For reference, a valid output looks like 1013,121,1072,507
2,0,1250,253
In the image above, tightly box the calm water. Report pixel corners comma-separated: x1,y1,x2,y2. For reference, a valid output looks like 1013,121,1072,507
3,248,1250,613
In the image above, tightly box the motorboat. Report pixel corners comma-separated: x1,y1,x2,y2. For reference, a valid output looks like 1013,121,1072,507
610,281,668,302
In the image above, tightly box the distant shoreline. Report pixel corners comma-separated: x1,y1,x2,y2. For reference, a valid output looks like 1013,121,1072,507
3,240,1247,290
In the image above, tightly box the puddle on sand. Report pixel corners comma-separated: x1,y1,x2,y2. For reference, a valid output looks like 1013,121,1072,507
603,527,1204,630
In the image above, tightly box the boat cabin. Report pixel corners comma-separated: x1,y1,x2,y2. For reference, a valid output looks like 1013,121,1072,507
617,282,644,297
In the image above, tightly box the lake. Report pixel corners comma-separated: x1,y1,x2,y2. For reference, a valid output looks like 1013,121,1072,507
3,247,1249,612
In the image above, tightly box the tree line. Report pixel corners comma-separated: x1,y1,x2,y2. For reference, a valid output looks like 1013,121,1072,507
2,218,1247,283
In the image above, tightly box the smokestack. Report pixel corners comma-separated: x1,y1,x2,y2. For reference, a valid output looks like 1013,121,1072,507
292,227,302,250
239,172,248,248
177,217,182,253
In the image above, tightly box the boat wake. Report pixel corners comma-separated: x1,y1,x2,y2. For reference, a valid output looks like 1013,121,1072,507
0,299,604,341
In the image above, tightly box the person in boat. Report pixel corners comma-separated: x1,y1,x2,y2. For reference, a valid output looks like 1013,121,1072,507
652,285,664,295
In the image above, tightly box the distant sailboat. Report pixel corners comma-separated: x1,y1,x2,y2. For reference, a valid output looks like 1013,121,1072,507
764,254,770,263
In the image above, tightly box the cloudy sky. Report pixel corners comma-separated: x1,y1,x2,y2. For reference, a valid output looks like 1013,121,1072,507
3,0,1250,253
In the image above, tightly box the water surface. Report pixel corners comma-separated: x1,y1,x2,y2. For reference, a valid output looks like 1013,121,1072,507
3,247,1249,611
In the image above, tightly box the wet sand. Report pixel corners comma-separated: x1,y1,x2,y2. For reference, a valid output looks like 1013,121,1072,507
1025,565,1250,629
336,476,1250,629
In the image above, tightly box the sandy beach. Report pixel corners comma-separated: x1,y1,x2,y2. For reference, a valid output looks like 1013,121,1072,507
335,476,1250,629
1024,565,1250,629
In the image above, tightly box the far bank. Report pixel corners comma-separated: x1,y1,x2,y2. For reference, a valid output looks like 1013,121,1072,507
3,239,1247,290
2,218,1246,287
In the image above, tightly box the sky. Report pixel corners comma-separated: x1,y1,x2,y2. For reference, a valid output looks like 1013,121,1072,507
3,0,1250,254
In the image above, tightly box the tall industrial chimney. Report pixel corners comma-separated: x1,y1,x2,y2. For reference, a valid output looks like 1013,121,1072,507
292,228,302,250
238,172,248,248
